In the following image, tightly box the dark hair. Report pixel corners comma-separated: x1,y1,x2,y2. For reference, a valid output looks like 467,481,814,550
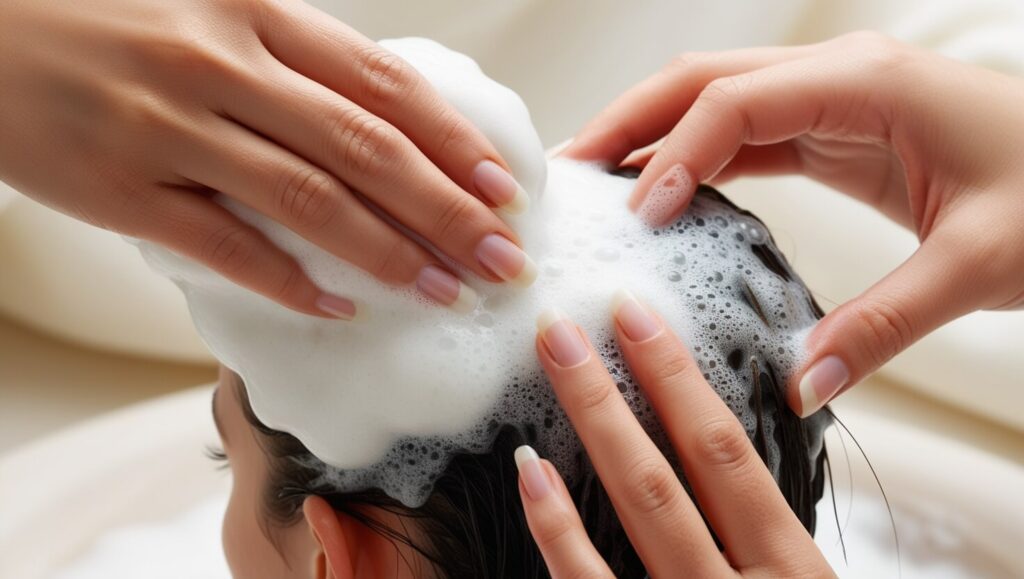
232,182,829,579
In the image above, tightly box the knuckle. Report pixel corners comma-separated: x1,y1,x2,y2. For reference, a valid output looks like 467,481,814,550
268,263,306,303
644,348,694,388
200,226,256,276
433,194,485,241
275,167,339,231
148,35,234,76
844,31,910,76
667,51,706,73
359,47,416,106
850,299,915,367
840,30,895,50
532,506,577,548
332,110,401,177
702,75,748,104
571,375,618,414
434,112,472,157
698,75,755,137
119,91,177,134
369,237,417,284
621,459,683,516
690,419,754,472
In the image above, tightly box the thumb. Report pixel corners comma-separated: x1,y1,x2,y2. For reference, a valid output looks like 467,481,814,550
791,230,981,417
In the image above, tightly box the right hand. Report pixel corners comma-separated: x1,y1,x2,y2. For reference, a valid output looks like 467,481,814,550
0,0,532,320
562,32,1024,416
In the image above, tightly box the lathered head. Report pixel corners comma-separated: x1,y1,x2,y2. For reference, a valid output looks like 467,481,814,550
135,39,830,520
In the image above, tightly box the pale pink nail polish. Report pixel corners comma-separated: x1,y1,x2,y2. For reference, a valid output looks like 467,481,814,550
416,265,478,313
637,164,692,226
797,355,850,417
475,234,537,287
611,290,661,342
514,445,552,500
473,160,529,214
315,293,357,321
536,309,590,368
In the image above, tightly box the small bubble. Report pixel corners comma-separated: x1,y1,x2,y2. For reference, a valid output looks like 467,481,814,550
673,252,687,266
668,271,682,282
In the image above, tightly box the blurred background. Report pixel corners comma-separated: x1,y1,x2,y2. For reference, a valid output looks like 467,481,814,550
2,0,1023,577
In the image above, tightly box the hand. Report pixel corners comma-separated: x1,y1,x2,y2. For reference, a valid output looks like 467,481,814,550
515,293,833,577
0,0,531,320
562,31,1024,416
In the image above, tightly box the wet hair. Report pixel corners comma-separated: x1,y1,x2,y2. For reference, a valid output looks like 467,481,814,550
230,181,830,578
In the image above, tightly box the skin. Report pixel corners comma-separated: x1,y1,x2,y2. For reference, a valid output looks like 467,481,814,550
563,31,1024,415
0,0,525,318
211,370,432,579
522,299,834,578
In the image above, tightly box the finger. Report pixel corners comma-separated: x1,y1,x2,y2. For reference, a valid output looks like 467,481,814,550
561,44,820,164
708,141,914,227
254,2,529,212
611,291,823,570
514,447,614,579
116,185,354,319
535,309,731,577
793,225,983,417
705,142,803,185
216,61,533,284
630,54,900,226
176,117,479,312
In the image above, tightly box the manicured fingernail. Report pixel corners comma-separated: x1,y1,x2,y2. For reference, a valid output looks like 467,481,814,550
798,355,849,417
637,164,692,226
315,293,358,321
416,265,478,313
473,160,530,214
611,290,661,342
475,233,537,288
536,308,590,367
514,445,552,500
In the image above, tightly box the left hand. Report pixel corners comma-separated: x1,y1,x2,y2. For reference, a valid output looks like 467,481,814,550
515,292,833,578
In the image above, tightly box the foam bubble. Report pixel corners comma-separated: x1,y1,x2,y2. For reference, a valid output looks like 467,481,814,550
135,38,827,507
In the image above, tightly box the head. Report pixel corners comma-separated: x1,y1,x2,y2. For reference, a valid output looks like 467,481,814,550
209,180,831,579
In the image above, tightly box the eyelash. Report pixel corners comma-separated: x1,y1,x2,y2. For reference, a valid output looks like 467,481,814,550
204,445,230,470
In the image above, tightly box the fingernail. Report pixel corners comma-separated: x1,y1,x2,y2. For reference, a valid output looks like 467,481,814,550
473,160,530,214
514,445,552,500
536,308,590,367
637,164,692,226
798,355,850,417
315,293,358,321
475,233,537,288
611,290,661,342
416,265,478,313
